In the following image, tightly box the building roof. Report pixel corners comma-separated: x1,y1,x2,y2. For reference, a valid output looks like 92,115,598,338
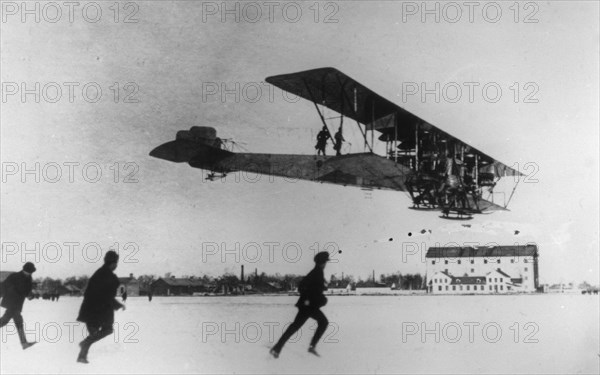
356,281,387,288
153,277,207,287
118,277,139,284
329,281,352,288
64,284,81,292
426,244,538,258
494,269,512,278
439,271,452,278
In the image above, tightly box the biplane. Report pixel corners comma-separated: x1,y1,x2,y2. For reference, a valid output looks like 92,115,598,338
150,67,523,220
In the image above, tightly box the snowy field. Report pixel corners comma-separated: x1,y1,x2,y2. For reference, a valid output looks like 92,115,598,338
1,294,598,374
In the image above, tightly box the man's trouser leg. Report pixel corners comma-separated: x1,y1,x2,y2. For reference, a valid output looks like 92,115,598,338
309,309,329,348
0,309,15,328
272,308,310,353
11,311,35,349
79,323,114,360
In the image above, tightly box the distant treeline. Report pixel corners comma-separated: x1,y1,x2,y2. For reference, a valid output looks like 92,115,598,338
32,272,427,293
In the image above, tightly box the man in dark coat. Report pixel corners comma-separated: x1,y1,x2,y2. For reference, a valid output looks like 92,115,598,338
270,252,330,358
333,127,344,156
76,250,125,363
0,262,37,349
315,126,331,156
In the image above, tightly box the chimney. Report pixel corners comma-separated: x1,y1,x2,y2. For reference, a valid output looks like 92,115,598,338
241,265,244,282
129,273,134,279
372,270,375,282
255,268,258,277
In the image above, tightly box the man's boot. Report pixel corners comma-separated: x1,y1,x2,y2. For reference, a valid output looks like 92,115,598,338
17,326,36,350
77,340,91,363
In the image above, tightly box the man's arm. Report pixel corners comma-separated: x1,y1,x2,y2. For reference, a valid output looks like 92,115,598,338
111,298,125,310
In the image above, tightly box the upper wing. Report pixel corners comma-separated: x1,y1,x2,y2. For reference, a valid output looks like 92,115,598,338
266,67,522,177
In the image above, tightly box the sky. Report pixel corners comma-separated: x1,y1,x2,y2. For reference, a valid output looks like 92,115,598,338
1,1,598,285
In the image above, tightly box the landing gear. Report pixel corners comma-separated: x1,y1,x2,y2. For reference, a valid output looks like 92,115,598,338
205,171,228,181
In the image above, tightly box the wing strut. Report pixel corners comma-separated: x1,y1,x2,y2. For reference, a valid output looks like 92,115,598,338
504,178,520,209
334,76,373,153
303,78,333,138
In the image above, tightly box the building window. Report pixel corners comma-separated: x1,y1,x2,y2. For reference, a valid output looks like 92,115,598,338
484,260,488,264
458,260,461,265
524,259,528,263
498,259,501,264
481,286,484,291
438,286,442,291
500,285,503,291
488,278,491,282
460,286,463,291
471,268,475,273
445,260,448,265
500,278,503,282
432,261,435,265
494,278,497,282
489,286,492,290
466,286,470,291
445,269,448,273
445,286,448,291
452,286,456,291
525,267,528,271
470,260,474,264
511,259,515,263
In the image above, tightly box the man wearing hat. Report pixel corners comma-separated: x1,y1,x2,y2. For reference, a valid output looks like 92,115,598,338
0,262,37,349
76,250,125,363
270,251,330,358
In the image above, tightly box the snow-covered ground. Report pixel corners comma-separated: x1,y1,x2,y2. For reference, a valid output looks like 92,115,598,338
1,294,598,374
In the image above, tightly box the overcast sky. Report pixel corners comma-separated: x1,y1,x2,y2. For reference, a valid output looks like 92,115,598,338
1,1,598,285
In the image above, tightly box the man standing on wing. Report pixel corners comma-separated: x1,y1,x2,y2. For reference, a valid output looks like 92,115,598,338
0,262,37,349
76,250,125,363
270,251,330,358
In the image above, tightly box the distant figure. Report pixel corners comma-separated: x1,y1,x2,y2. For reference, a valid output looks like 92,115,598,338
122,291,128,302
333,127,344,156
315,126,331,156
0,262,37,349
76,251,125,364
148,290,153,302
56,293,60,301
270,252,330,358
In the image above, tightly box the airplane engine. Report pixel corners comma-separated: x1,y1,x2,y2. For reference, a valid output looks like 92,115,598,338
190,126,217,140
177,126,217,142
175,127,222,148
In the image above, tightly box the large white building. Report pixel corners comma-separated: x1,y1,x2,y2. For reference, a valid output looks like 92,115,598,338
426,244,539,294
